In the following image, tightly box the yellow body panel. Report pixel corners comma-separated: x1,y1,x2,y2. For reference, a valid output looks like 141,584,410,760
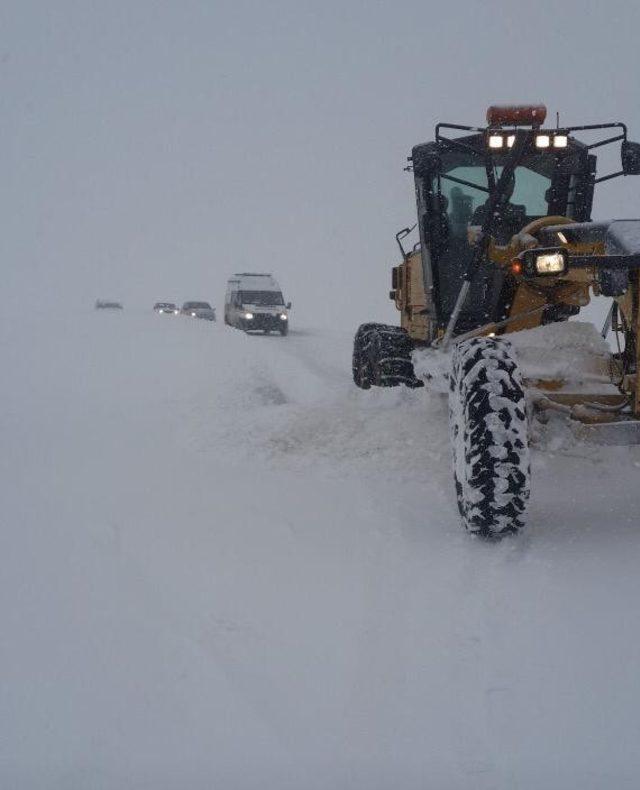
390,218,640,417
394,251,431,342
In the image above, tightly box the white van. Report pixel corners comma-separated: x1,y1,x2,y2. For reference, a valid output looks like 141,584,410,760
224,273,291,335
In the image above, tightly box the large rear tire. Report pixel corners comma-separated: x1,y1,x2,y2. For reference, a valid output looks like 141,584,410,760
449,337,530,537
352,323,423,389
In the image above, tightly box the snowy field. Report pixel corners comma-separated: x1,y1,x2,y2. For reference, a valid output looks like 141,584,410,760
3,305,640,789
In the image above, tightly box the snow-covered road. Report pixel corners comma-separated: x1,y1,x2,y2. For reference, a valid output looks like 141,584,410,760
2,307,640,789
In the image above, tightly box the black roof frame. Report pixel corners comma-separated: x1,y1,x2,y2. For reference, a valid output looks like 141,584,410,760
435,121,628,185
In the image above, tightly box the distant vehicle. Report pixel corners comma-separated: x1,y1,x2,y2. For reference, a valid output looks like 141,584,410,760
95,300,123,310
181,301,216,321
153,302,179,315
224,273,290,335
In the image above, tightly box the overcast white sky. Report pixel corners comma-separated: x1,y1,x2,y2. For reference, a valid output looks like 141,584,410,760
3,0,640,326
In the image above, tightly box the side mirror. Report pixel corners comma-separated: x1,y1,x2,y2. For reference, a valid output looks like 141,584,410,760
286,302,292,309
622,141,640,175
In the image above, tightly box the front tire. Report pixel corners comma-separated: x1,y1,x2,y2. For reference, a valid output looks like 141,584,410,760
449,337,530,538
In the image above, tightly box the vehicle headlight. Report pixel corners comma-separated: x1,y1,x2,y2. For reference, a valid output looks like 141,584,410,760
174,310,179,314
517,247,568,277
535,134,551,148
191,312,196,316
536,253,566,274
487,133,516,150
280,314,287,320
244,312,254,320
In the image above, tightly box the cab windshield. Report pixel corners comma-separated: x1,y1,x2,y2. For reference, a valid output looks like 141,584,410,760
426,150,559,330
240,291,284,306
440,164,552,239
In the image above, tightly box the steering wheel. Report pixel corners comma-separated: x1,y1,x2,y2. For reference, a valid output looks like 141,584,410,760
489,214,577,264
519,215,575,238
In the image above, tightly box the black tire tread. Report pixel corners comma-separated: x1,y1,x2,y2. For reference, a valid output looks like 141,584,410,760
352,323,422,389
449,337,530,537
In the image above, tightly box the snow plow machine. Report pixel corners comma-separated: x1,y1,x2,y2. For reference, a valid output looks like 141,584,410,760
352,104,640,538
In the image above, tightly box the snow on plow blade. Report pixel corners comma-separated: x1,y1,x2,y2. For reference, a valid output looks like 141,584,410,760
606,219,640,255
571,420,640,446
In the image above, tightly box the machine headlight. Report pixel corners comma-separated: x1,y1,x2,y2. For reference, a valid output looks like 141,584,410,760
517,247,569,277
244,312,254,320
535,253,566,274
280,314,288,320
489,130,566,151
487,133,516,149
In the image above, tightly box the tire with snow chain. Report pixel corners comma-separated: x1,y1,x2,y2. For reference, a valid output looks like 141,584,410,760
449,336,530,537
352,323,423,389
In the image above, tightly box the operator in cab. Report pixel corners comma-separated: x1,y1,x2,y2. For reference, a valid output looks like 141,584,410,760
468,172,527,245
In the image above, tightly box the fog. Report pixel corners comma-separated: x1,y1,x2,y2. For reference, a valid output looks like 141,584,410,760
5,4,640,787
3,0,640,326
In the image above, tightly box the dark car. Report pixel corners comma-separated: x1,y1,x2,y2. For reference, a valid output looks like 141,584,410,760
181,301,216,321
95,300,123,310
153,302,179,315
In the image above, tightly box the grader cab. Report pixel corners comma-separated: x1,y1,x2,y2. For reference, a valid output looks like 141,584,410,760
353,105,640,537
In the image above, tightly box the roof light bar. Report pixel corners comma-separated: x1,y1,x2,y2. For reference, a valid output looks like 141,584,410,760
486,131,569,151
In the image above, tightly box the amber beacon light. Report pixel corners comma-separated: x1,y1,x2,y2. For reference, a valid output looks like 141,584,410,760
486,104,547,127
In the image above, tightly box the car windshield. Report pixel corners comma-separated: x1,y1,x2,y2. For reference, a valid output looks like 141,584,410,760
184,302,211,309
240,290,284,306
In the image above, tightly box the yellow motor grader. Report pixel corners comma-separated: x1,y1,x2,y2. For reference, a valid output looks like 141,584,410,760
352,104,640,537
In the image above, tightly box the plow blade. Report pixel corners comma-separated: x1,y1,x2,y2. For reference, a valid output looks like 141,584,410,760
571,420,640,446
